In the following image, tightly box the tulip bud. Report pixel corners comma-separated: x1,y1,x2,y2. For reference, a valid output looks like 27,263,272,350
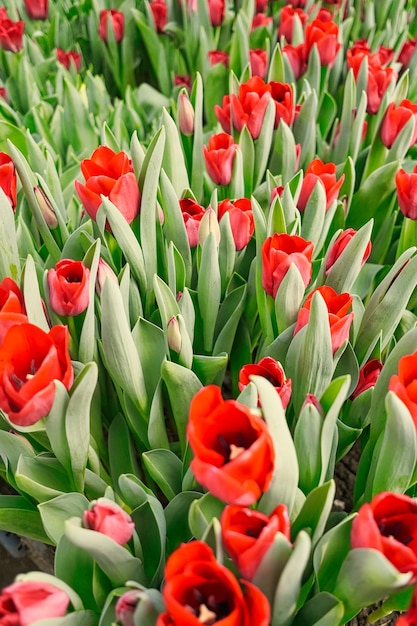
198,207,221,247
96,258,119,296
115,589,142,626
178,90,194,135
33,186,58,228
167,315,182,353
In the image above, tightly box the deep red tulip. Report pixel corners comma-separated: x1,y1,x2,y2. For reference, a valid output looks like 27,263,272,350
173,74,191,91
187,385,275,505
221,503,290,579
23,0,48,19
208,0,225,26
98,9,124,43
179,198,206,247
396,166,417,219
278,6,307,43
0,12,24,53
250,49,268,78
347,49,396,115
304,18,341,67
208,49,229,66
0,581,70,625
256,0,269,11
294,285,354,354
389,350,417,427
0,323,73,426
351,492,417,579
252,13,273,31
282,43,306,80
150,0,167,33
83,499,135,545
0,152,17,209
325,228,371,274
350,359,383,400
203,133,237,186
47,259,90,317
217,198,254,250
238,356,292,409
56,48,82,71
215,76,272,139
270,81,295,127
75,146,140,227
381,99,417,148
298,158,344,212
157,541,270,626
262,233,313,298
399,39,417,69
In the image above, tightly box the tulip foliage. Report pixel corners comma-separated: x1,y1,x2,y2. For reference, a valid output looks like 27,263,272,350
2,0,417,625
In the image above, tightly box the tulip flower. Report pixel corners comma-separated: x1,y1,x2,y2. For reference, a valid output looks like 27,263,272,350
150,0,167,33
215,76,272,139
350,359,383,400
158,541,270,625
396,166,417,219
0,581,70,625
262,233,314,298
187,385,275,505
399,39,417,69
217,197,254,250
304,18,341,67
325,228,372,274
282,43,306,79
98,9,125,43
298,158,345,212
23,0,48,19
249,49,268,78
270,81,295,127
238,356,292,409
208,0,225,26
0,11,24,54
252,13,273,31
56,48,82,72
381,99,417,148
179,197,205,247
278,6,307,43
0,277,28,344
178,91,194,135
47,259,90,317
0,152,17,209
83,499,135,545
203,133,237,186
208,49,229,67
389,349,417,427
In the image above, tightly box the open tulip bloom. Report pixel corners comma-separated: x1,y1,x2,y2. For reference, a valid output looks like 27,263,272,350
3,1,417,625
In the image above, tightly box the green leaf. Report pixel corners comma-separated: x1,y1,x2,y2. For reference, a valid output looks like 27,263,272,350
294,402,323,494
161,108,189,194
213,284,246,356
15,456,73,503
252,533,292,606
39,492,90,545
0,494,51,544
142,449,183,501
130,498,166,587
108,413,140,492
0,188,20,282
348,160,400,229
32,611,97,626
291,481,335,547
295,592,344,626
188,492,225,540
165,491,202,554
197,232,221,352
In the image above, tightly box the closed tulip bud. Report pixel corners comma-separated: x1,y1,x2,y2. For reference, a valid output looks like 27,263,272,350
167,316,182,353
96,258,118,296
178,90,194,135
34,186,58,229
198,207,221,246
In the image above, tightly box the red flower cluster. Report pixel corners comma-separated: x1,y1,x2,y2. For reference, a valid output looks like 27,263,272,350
0,7,24,53
238,356,292,409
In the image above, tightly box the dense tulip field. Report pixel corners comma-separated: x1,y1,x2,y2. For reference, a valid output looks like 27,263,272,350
1,0,417,624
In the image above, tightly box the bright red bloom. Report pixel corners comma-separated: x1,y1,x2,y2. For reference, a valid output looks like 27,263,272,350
215,76,272,139
351,492,417,579
304,18,341,67
208,0,225,26
217,198,254,250
0,323,73,426
56,48,82,71
381,99,417,148
221,503,290,579
0,152,17,209
179,198,205,248
252,13,273,31
47,259,90,317
350,359,383,400
325,228,371,274
282,43,306,79
278,6,307,43
157,541,270,626
203,133,237,186
150,0,167,33
396,166,417,220
0,13,24,53
294,285,354,354
187,385,275,505
347,50,396,115
270,81,295,127
83,499,135,545
23,0,48,19
174,74,191,91
238,356,292,410
250,49,268,78
388,350,417,427
0,581,70,625
98,9,124,43
256,0,269,10
399,39,417,69
75,146,140,227
0,277,28,344
262,233,313,298
298,158,344,212
208,49,229,66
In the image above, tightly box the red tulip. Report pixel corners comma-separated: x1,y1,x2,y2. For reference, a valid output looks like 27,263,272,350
208,49,229,66
208,0,225,26
399,39,417,69
282,43,306,80
381,99,417,148
250,49,268,78
0,581,70,625
351,492,417,579
174,74,191,91
47,259,90,317
278,6,307,43
397,585,417,626
252,13,273,31
98,9,124,43
150,0,167,33
179,198,205,247
325,228,371,274
256,0,269,10
389,350,417,427
0,152,17,209
157,540,270,626
203,133,237,186
83,499,135,545
304,18,341,67
298,158,344,212
187,385,275,505
347,49,396,115
75,146,140,227
56,48,82,71
115,590,144,626
221,503,290,579
0,11,24,52
217,198,254,250
262,233,313,299
238,356,292,409
270,81,295,127
23,0,48,19
0,277,28,344
294,285,354,354
215,76,272,139
396,166,417,219
350,359,383,400
0,323,73,426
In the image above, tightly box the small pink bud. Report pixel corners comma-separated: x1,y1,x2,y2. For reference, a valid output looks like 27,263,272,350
96,258,118,296
34,186,58,228
178,91,195,135
167,315,182,353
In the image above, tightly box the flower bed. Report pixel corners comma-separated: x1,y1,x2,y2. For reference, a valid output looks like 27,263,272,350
1,0,417,624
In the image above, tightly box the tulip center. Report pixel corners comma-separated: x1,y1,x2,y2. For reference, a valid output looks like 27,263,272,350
64,274,81,283
185,589,230,624
217,434,246,463
10,359,37,390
